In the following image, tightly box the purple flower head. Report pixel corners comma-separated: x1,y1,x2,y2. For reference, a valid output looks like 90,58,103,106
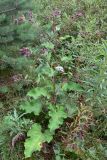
52,9,61,17
20,47,32,57
12,74,22,82
75,11,84,17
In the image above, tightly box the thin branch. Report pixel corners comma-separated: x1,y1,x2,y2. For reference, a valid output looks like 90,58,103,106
0,7,17,14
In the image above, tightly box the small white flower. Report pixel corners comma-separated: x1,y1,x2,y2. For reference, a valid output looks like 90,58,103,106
55,66,64,73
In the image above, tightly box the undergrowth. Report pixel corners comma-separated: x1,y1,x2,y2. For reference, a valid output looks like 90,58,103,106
0,0,107,160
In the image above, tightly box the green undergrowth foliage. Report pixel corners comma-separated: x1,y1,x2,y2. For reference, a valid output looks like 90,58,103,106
20,62,83,158
0,0,107,160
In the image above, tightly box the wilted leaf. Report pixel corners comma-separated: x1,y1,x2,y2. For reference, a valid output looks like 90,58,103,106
66,104,78,117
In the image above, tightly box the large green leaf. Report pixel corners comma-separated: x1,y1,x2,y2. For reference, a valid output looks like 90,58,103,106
48,106,67,132
20,100,42,115
42,42,54,49
62,82,83,92
24,123,44,158
27,87,50,99
36,63,54,77
44,129,53,143
24,124,53,158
